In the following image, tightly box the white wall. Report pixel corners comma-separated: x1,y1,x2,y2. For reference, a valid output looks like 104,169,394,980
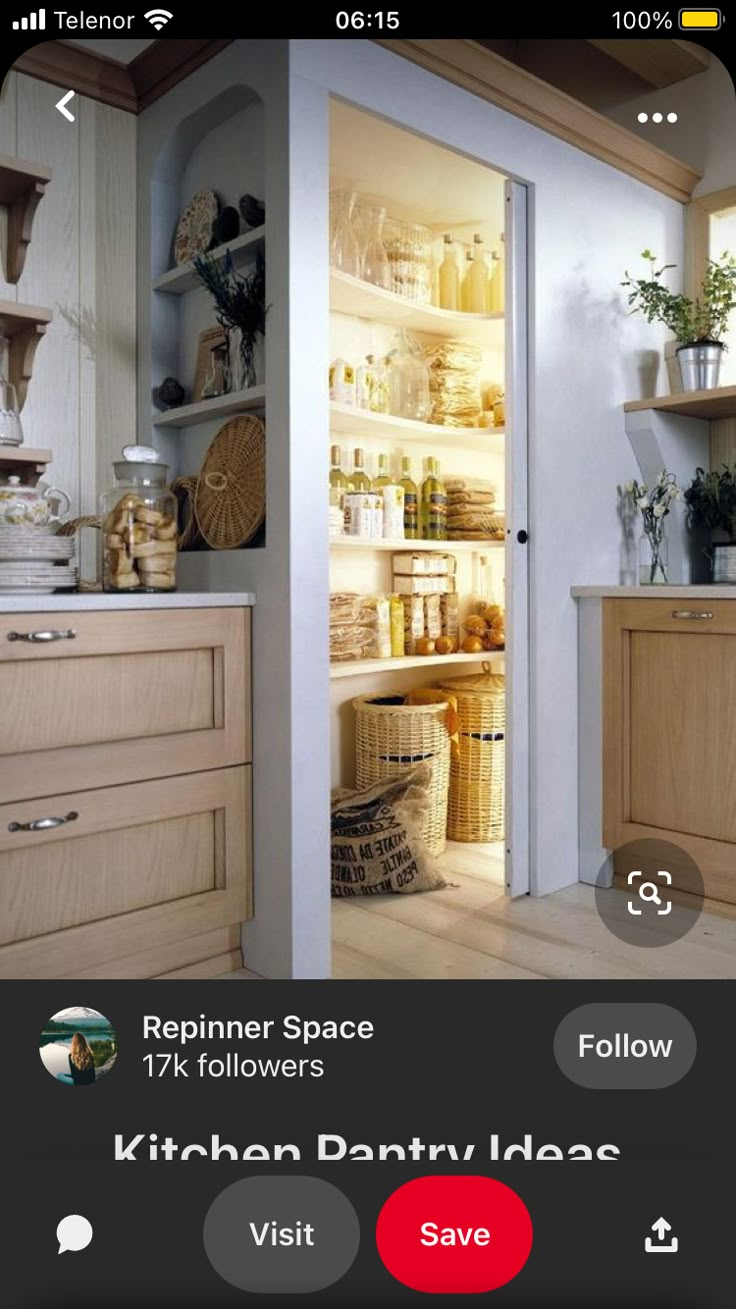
137,42,331,979
291,39,683,903
0,71,136,514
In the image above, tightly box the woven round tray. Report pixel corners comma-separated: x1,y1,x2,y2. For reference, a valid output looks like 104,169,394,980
194,414,265,549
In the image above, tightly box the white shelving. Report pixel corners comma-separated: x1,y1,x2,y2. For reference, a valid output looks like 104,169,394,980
152,385,266,429
330,270,503,341
330,651,505,679
330,536,504,554
152,226,265,295
330,402,505,454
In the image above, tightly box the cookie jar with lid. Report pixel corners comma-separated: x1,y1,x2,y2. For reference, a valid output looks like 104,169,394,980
99,445,177,592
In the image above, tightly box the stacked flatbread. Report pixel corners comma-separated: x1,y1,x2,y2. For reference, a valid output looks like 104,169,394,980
445,478,504,541
425,340,482,428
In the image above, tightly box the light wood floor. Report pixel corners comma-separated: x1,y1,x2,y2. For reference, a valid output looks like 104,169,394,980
224,844,736,980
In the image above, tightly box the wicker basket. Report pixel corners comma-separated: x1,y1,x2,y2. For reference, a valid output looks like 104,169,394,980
353,694,451,855
438,666,505,842
194,414,265,549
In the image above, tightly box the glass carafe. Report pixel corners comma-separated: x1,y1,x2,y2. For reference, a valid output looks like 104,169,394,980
100,445,177,592
388,331,430,421
358,203,390,289
329,190,361,277
0,371,23,447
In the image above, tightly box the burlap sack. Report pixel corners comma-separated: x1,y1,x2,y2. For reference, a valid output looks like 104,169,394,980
331,764,447,897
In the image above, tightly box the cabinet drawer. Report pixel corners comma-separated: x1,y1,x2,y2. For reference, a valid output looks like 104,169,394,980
0,607,250,801
610,597,736,635
0,765,252,978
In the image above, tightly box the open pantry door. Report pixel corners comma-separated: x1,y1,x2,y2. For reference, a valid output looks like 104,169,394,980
504,178,530,897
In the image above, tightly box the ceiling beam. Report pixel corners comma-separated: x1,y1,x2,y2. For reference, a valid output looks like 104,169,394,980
588,38,710,89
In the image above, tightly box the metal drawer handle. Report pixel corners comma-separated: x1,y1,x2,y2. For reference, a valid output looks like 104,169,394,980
671,610,714,621
8,811,79,833
7,628,76,643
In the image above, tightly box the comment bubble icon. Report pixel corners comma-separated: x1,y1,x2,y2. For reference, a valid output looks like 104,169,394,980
57,1214,93,1254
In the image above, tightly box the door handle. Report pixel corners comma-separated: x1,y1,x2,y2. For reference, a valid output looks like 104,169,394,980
8,811,79,833
6,628,76,643
671,610,714,620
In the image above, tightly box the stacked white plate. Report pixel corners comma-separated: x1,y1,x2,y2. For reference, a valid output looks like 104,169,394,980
0,526,78,594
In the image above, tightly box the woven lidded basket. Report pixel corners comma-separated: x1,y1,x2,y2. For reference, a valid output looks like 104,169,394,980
194,414,265,549
438,666,505,843
353,694,451,855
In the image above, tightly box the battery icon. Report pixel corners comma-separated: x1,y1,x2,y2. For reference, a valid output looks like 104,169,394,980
679,8,722,26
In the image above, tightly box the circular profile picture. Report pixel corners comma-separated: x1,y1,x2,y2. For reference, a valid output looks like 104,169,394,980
39,1006,117,1086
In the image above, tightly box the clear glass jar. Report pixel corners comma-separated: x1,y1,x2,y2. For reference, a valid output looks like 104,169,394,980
329,190,361,278
100,446,177,592
388,331,430,421
358,203,391,289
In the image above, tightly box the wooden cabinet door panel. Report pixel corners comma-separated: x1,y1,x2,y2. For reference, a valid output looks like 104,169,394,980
0,607,250,800
0,764,252,978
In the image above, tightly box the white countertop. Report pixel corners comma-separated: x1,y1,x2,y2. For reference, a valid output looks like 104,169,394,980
0,589,255,613
572,585,736,599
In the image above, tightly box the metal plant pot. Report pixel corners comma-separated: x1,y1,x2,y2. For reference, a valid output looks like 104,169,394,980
676,342,723,392
711,541,736,584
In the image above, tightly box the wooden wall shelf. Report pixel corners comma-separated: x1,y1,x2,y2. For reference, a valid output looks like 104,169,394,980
0,155,52,285
624,386,736,422
0,302,53,410
0,445,52,486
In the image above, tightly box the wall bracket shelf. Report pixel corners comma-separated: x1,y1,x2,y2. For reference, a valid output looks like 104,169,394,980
0,301,53,410
0,154,52,285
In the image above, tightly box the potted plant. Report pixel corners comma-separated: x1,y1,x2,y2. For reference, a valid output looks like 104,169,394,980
684,464,736,582
626,471,681,585
192,248,266,391
621,250,736,392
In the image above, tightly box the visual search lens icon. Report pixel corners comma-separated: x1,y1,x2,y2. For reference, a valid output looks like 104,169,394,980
627,869,672,915
144,7,173,28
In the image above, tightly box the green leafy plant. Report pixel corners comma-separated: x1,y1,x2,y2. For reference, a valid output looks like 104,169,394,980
192,248,266,388
621,250,736,346
684,465,736,542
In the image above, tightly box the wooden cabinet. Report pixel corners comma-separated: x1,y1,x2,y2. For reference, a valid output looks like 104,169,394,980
0,605,252,978
603,597,736,903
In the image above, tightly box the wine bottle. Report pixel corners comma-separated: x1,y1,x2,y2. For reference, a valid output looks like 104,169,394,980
329,444,348,508
400,456,419,540
348,447,371,493
421,457,447,541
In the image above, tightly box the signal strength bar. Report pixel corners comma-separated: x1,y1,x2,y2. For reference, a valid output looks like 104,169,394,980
12,8,46,27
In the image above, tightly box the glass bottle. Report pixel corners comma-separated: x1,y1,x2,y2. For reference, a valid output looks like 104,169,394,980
348,447,371,493
356,355,377,410
388,331,430,421
0,368,23,447
400,455,419,540
438,233,459,311
100,445,177,593
460,249,474,311
421,457,447,541
329,445,348,509
372,453,392,494
370,356,390,413
360,204,391,289
329,190,360,278
467,233,487,314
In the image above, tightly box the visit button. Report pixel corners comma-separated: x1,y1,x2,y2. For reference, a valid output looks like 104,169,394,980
554,1003,696,1089
376,1175,533,1294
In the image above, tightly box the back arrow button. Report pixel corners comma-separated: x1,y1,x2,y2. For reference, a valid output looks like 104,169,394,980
55,91,76,122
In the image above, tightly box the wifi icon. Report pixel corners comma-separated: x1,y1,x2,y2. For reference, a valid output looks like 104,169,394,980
145,7,173,28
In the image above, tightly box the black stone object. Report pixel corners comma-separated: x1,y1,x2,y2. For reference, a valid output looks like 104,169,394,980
213,207,241,245
238,194,265,229
153,377,186,410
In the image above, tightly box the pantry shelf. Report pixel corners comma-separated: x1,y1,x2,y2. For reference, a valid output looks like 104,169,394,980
330,270,503,341
330,651,505,679
152,226,265,294
330,402,505,453
330,536,504,554
152,385,266,428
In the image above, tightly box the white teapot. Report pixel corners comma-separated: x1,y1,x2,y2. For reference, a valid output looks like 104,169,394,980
0,476,71,527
